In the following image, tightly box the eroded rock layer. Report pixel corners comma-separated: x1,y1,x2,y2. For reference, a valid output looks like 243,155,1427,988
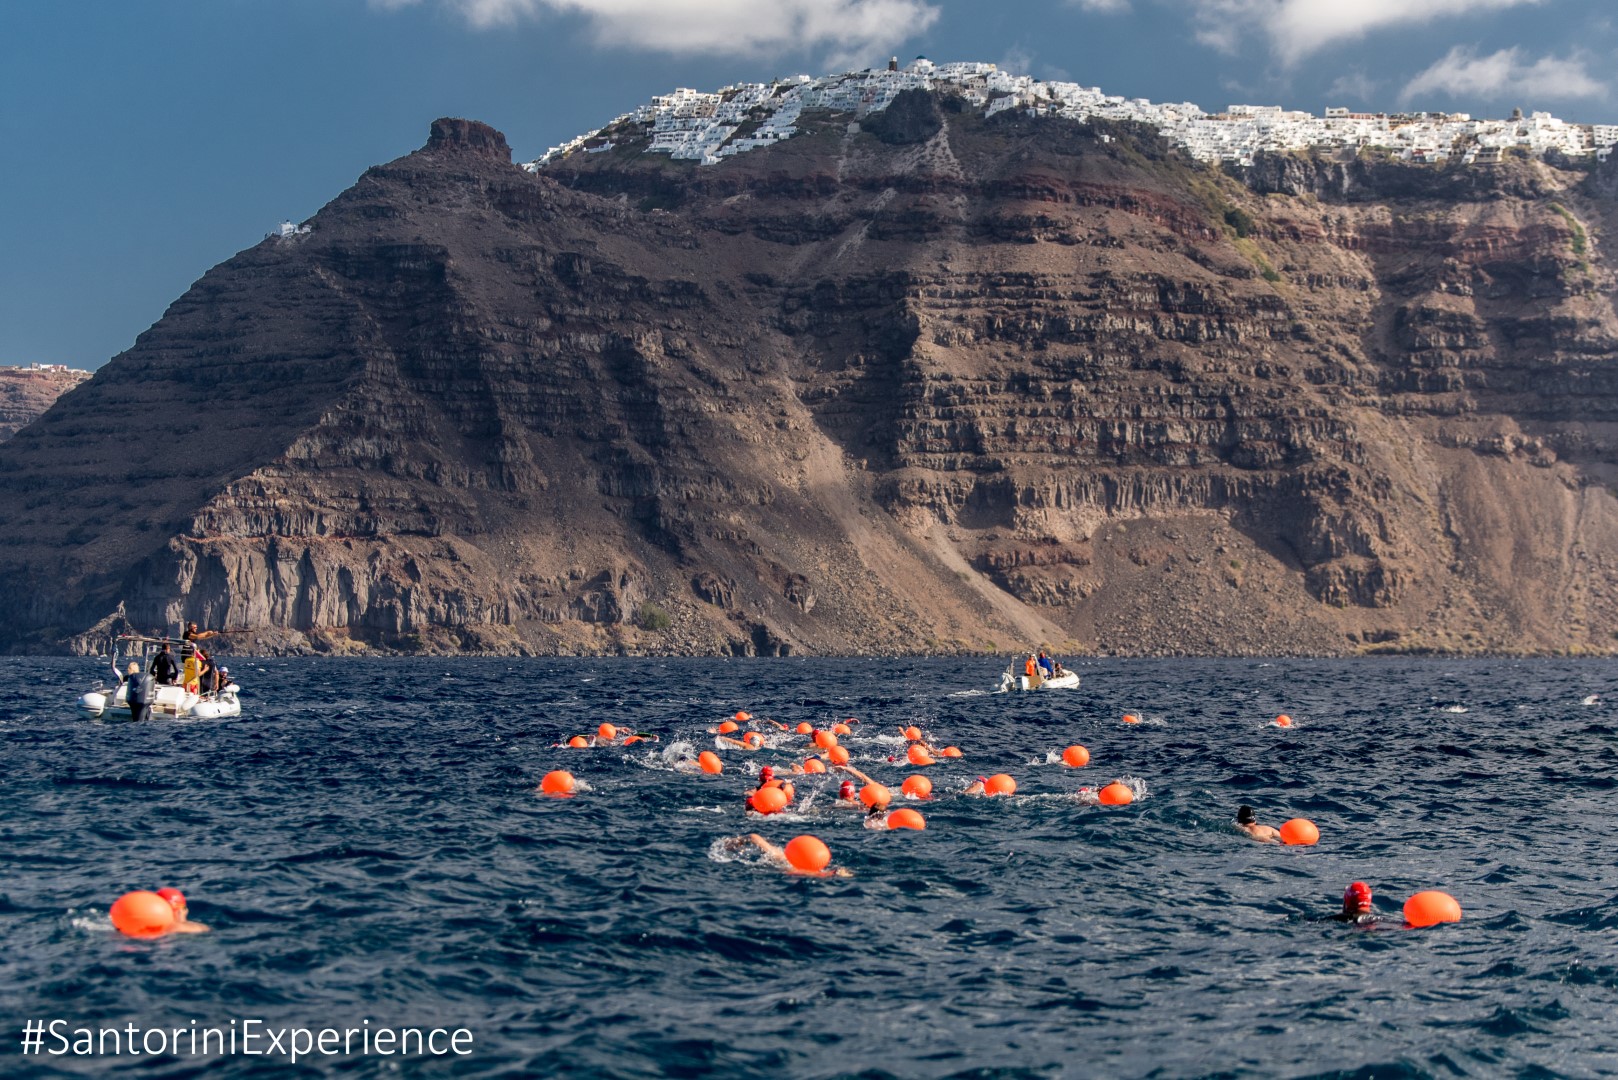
5,108,1618,656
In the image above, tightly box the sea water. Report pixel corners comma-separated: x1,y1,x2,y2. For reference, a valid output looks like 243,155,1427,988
3,656,1617,1077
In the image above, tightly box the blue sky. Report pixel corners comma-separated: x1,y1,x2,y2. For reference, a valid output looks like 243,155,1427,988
3,0,1615,370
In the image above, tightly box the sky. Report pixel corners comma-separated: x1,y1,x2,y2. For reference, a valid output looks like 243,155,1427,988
3,0,1616,370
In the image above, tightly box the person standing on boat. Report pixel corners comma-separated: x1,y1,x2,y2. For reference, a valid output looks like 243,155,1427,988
123,662,155,722
149,643,178,686
183,621,219,644
1037,650,1055,678
179,640,200,694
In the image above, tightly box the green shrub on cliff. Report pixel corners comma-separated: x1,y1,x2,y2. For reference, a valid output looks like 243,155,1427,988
637,602,672,631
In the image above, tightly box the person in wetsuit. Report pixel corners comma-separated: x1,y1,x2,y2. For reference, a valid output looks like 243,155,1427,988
148,643,178,686
1332,881,1378,924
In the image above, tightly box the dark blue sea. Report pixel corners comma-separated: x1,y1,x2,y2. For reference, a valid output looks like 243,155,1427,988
4,657,1618,1078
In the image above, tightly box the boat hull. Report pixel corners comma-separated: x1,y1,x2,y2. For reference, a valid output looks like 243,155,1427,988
997,671,1082,692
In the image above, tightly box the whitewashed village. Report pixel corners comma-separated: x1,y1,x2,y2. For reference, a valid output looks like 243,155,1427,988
529,57,1618,172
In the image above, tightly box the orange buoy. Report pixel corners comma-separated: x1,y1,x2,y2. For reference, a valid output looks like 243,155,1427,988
109,890,176,938
901,775,933,799
887,808,926,830
902,725,923,742
735,711,751,722
802,757,827,773
813,730,838,749
827,746,851,766
941,746,962,758
1098,782,1133,805
751,786,789,814
1275,714,1292,728
567,735,588,748
539,770,576,797
795,722,813,735
1061,745,1090,768
783,835,831,873
860,783,892,809
597,723,617,741
623,735,643,746
985,773,1017,796
907,743,935,766
833,722,852,736
1403,890,1463,928
1122,714,1141,725
743,732,765,749
1278,818,1319,846
718,720,739,734
698,751,723,774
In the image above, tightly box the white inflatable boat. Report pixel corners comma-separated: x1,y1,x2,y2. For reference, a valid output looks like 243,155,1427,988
997,665,1081,692
78,634,243,720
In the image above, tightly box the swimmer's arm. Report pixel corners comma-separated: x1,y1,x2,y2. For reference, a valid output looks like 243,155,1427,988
716,736,747,748
836,765,876,786
745,833,790,866
762,718,789,730
171,919,210,934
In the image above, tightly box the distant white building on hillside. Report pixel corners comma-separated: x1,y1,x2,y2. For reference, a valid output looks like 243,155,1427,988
524,59,1618,172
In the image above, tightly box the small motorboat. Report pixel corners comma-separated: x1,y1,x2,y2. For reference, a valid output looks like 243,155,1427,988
78,634,243,720
997,664,1081,693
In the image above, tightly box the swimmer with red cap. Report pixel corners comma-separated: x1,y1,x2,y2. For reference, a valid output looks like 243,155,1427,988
833,779,862,809
1332,881,1378,924
156,889,210,934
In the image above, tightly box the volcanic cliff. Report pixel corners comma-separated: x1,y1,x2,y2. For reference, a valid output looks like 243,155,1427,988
4,105,1618,657
0,366,91,442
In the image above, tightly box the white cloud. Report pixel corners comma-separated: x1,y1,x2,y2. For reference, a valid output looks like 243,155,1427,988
1326,71,1378,102
1068,0,1131,13
1185,0,1544,65
1400,46,1606,105
372,0,939,60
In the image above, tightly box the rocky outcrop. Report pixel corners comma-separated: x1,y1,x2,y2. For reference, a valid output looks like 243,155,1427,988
0,367,91,441
3,111,1618,657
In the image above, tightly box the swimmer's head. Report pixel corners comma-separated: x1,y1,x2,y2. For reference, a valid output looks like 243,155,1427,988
156,887,186,915
759,766,775,783
1343,881,1372,912
866,802,886,818
1236,805,1256,825
839,780,855,799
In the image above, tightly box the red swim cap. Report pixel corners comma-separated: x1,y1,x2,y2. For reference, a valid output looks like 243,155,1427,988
759,766,775,782
1344,882,1372,907
156,888,186,911
839,780,854,797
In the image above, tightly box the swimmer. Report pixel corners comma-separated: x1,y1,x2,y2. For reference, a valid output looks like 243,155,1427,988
725,834,853,877
964,776,988,795
155,888,210,934
1331,881,1379,924
832,779,862,809
862,803,891,830
1235,805,1281,843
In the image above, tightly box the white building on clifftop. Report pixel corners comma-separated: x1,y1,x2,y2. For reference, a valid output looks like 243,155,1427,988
526,59,1618,172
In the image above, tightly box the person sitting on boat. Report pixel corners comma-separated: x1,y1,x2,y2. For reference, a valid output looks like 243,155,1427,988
1038,650,1055,678
149,643,178,685
1052,661,1066,678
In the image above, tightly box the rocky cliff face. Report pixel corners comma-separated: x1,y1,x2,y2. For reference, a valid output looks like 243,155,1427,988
4,108,1618,657
0,367,91,442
